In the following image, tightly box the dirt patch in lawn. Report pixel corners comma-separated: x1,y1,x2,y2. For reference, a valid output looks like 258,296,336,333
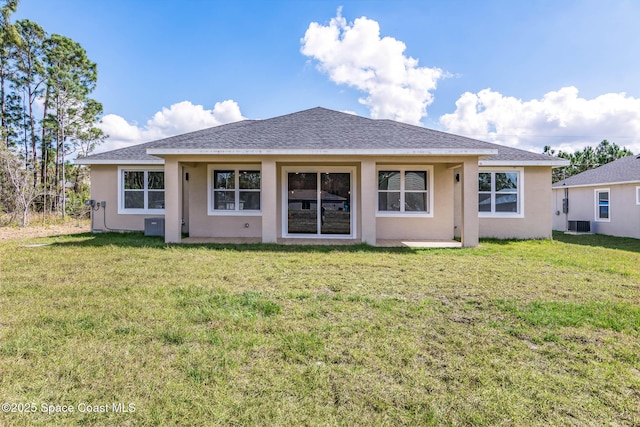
0,219,90,242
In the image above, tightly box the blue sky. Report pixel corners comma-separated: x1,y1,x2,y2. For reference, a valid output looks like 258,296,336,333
14,0,640,154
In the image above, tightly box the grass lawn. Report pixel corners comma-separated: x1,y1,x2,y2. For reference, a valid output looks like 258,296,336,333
1,231,639,426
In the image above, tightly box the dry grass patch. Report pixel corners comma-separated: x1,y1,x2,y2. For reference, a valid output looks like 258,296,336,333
0,217,89,241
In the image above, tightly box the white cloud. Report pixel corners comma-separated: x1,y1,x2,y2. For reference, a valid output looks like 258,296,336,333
301,7,443,125
95,100,244,153
440,86,640,153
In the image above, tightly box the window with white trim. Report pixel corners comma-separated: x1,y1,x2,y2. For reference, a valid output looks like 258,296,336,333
636,186,640,205
478,170,521,216
209,165,261,214
377,167,431,214
595,189,610,221
119,169,164,214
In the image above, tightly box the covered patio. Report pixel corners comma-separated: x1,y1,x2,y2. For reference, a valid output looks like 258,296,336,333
162,156,481,247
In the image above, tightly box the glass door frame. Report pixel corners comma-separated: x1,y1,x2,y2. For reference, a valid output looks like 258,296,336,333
281,166,357,239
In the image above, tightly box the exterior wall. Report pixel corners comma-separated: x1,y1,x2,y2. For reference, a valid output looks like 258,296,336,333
164,158,182,242
182,166,190,234
91,160,556,240
376,164,454,240
453,168,462,238
461,160,480,246
89,165,163,232
360,160,377,244
187,163,262,238
552,183,640,239
552,186,593,232
89,156,557,243
552,186,568,231
479,166,552,239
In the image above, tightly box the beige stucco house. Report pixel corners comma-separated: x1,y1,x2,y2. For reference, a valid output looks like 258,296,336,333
552,154,640,238
76,107,567,247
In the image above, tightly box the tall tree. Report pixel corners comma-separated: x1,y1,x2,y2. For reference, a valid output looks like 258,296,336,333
544,140,634,183
0,145,39,225
573,145,597,175
595,139,633,166
0,0,19,149
11,19,45,176
0,0,104,223
0,0,18,34
68,97,105,158
43,33,98,216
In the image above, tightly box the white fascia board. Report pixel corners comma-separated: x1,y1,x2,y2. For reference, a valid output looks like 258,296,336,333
552,180,640,189
479,159,570,167
74,158,164,165
145,148,499,156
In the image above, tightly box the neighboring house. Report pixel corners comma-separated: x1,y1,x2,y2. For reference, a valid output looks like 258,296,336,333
552,154,640,238
76,107,567,247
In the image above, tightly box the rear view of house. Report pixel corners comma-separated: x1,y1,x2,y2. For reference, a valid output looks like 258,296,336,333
76,107,567,246
552,155,640,238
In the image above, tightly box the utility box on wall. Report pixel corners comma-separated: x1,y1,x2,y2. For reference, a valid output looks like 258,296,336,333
144,217,165,236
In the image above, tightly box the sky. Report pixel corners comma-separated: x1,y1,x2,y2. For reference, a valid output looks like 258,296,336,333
13,0,640,155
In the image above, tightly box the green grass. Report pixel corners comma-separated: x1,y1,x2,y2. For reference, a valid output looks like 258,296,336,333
1,231,639,426
497,300,640,333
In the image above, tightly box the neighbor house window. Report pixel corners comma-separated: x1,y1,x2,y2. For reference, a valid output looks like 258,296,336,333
377,166,432,216
209,165,261,214
118,168,165,214
636,186,640,205
595,189,610,221
478,170,522,216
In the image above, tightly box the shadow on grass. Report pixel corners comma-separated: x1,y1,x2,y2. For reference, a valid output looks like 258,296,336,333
552,231,640,253
44,231,440,254
35,230,640,254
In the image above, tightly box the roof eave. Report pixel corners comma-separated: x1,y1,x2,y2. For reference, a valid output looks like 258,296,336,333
480,159,570,167
74,158,165,165
145,148,500,156
553,179,640,189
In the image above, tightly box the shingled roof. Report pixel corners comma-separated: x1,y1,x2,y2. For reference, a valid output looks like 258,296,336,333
76,107,567,166
77,140,163,164
553,155,640,188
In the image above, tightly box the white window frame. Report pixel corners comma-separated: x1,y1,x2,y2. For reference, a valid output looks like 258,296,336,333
594,188,610,222
375,165,434,218
208,164,262,216
478,168,524,218
636,186,640,205
281,166,357,239
117,166,165,215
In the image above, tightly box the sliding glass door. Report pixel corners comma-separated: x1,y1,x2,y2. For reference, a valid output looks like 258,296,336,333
287,173,318,234
286,169,353,237
320,172,351,235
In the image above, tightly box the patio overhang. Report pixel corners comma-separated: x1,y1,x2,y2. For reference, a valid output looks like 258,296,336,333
145,148,499,157
480,159,570,167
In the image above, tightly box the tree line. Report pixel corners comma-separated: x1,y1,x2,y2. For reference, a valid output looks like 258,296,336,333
0,0,104,225
543,139,634,183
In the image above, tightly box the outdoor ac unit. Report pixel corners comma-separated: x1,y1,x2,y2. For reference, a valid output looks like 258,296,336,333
567,220,590,233
144,217,165,236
